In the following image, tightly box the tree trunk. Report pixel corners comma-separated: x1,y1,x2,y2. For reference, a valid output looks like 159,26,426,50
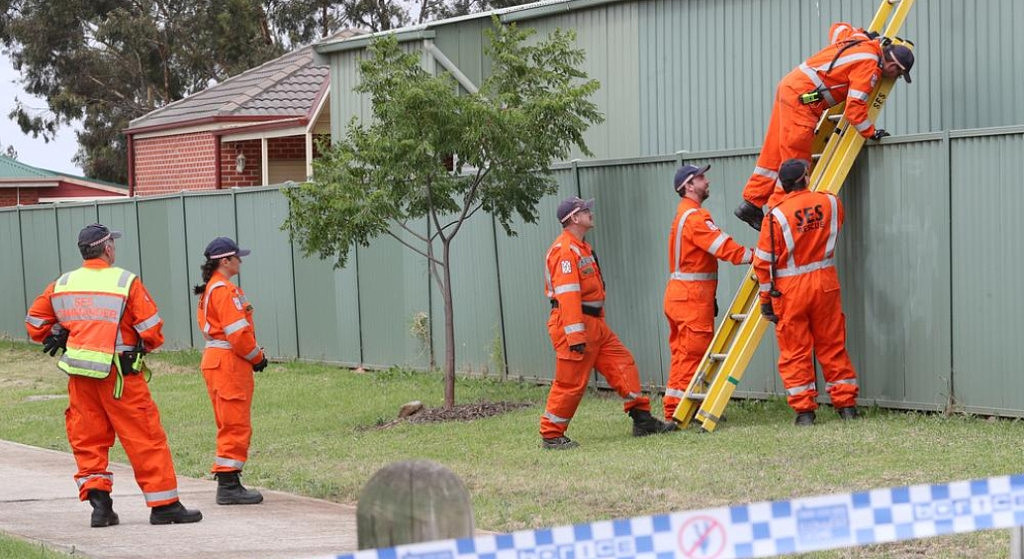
441,238,455,410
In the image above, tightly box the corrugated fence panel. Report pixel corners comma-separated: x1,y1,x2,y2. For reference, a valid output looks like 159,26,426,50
98,199,143,277
578,160,675,388
235,189,298,359
357,221,431,370
950,131,1024,416
521,2,640,160
55,203,99,270
291,245,360,365
838,140,951,410
496,169,577,381
183,192,237,349
18,206,60,304
137,197,192,349
638,0,802,156
0,209,27,339
429,211,503,376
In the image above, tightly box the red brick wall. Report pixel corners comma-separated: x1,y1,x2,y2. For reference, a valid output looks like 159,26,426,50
133,132,217,196
268,136,306,160
0,188,38,206
50,183,125,198
221,139,262,188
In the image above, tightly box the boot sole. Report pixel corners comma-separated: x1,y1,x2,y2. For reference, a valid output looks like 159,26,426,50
217,496,264,505
90,514,119,528
150,513,203,525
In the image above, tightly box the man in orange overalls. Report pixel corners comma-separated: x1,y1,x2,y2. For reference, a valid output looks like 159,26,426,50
25,223,202,526
752,160,859,426
540,196,676,449
195,236,267,504
734,22,915,230
662,164,752,421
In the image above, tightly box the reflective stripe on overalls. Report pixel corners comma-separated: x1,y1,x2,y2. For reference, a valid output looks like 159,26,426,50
52,267,134,398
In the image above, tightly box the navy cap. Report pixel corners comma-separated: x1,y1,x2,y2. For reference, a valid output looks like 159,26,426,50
78,223,122,248
673,164,711,192
885,44,914,83
556,196,595,224
778,159,809,189
204,237,251,259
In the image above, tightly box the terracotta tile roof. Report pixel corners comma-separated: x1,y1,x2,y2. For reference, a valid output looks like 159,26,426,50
129,30,362,132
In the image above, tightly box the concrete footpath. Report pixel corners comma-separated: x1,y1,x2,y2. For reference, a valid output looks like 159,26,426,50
0,440,357,559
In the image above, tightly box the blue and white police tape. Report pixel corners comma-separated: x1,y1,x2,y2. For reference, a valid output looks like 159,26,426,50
322,473,1024,559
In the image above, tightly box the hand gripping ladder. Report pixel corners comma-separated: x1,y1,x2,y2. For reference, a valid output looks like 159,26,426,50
672,0,917,432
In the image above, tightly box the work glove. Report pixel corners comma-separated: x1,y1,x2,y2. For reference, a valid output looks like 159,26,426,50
761,302,779,324
568,343,586,354
252,357,269,372
42,328,69,357
870,129,890,141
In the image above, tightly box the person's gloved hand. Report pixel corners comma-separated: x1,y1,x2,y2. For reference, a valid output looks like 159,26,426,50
42,328,69,357
252,357,269,372
568,343,586,354
761,302,779,324
870,128,890,141
714,298,719,318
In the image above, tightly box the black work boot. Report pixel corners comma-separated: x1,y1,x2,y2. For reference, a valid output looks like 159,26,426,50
629,408,678,437
837,407,860,420
794,411,816,427
150,501,203,525
87,489,119,528
541,436,580,450
734,200,765,231
215,471,264,505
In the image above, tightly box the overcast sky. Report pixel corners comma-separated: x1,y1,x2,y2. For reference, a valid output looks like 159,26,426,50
0,52,83,175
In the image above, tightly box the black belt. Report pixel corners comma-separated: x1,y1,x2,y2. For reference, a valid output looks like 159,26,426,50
550,299,602,317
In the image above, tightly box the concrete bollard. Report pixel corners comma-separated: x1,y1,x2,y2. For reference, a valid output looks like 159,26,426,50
357,460,474,550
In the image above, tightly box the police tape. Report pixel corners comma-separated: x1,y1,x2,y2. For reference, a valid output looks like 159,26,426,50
324,473,1024,559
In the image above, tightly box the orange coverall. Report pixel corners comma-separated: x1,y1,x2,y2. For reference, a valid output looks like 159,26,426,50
752,190,858,413
25,259,181,507
743,23,884,208
197,271,265,473
540,230,650,439
662,198,752,420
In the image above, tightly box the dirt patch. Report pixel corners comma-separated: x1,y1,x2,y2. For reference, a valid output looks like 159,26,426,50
373,401,535,429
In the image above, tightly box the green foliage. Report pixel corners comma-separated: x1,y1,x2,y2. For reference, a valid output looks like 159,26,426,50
284,18,603,269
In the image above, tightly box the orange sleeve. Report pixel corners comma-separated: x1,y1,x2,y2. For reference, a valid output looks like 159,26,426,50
752,218,779,304
24,282,58,342
209,286,264,364
124,279,165,352
549,245,586,346
688,211,752,265
843,57,881,138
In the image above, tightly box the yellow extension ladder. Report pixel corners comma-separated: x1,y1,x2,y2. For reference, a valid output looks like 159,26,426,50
672,0,917,432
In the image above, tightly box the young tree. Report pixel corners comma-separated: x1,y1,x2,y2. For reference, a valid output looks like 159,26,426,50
284,18,603,409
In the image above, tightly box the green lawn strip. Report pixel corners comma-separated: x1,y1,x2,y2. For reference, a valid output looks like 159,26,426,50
2,340,1022,557
0,533,74,559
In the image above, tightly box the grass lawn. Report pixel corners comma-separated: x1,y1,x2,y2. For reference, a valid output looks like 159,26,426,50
1,340,1022,558
0,533,73,558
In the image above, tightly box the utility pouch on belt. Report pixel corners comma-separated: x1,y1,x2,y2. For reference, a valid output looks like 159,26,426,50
550,299,602,317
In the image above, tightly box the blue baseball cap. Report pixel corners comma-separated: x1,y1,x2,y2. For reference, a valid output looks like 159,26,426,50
674,164,710,192
204,237,251,259
78,223,122,248
557,196,595,224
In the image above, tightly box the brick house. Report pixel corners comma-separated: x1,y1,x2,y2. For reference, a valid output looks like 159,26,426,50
0,155,126,207
124,32,360,197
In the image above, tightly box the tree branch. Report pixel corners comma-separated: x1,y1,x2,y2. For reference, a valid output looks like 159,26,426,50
396,220,429,244
385,230,443,266
446,167,489,240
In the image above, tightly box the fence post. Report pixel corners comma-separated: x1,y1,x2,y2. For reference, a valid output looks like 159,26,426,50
1012,527,1024,559
357,460,474,550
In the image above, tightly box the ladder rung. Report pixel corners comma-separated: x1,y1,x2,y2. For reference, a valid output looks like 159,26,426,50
812,152,823,160
710,353,728,361
729,313,748,321
687,392,707,401
828,114,842,122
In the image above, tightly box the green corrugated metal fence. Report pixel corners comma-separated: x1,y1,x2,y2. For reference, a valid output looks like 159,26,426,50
2,125,1023,415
